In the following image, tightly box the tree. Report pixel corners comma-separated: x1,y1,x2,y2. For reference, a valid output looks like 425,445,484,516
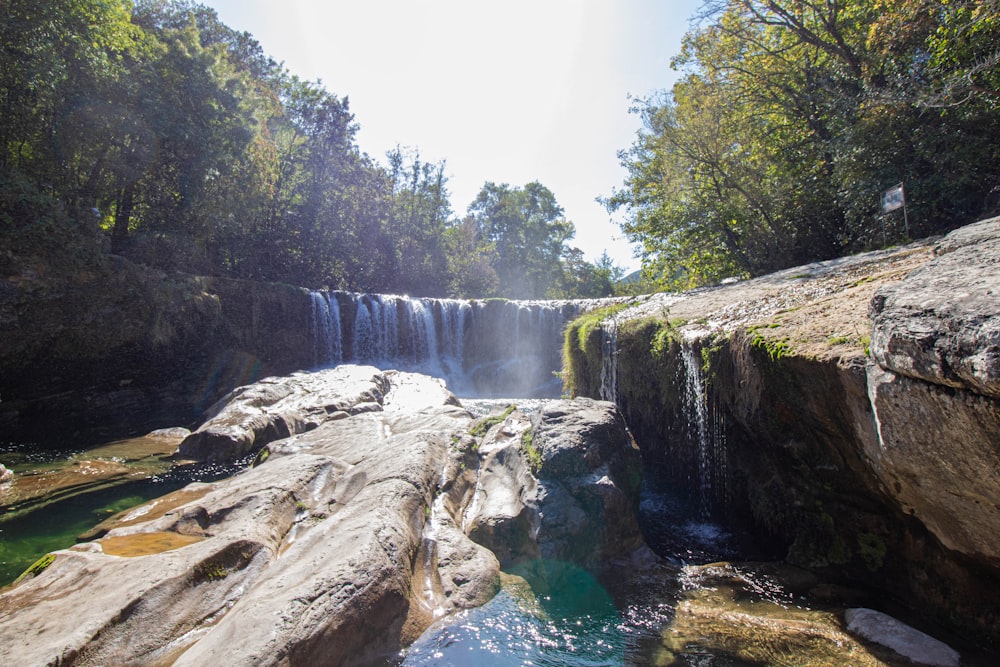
611,0,1000,289
385,147,451,295
559,249,624,298
467,181,575,299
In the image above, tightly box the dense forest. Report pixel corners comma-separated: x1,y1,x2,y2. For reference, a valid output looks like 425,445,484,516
0,0,621,299
610,0,1000,289
2,1,998,298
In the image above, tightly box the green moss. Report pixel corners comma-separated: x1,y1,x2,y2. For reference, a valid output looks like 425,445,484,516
521,428,542,474
751,334,791,361
857,532,887,572
860,334,871,356
469,404,516,437
196,563,229,581
13,553,56,584
251,445,270,468
650,317,686,360
562,304,628,397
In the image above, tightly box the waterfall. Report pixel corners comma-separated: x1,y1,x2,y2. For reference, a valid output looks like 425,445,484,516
680,341,726,516
310,291,342,366
308,291,585,397
598,316,619,403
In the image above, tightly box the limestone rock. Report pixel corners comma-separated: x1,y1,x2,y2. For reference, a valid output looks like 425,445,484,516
0,369,490,667
870,216,1000,399
0,369,648,665
177,365,391,462
465,398,645,569
845,608,960,667
865,364,1000,559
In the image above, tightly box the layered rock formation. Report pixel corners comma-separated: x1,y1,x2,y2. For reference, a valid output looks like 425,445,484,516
0,367,644,665
564,216,1000,643
0,253,313,445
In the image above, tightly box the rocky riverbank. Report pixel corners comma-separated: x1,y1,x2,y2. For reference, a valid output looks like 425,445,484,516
563,216,1000,646
0,366,646,665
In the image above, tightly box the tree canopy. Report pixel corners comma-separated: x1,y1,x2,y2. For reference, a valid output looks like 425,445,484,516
608,0,1000,290
0,0,620,299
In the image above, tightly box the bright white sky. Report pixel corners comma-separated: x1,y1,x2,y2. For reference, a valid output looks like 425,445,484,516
201,0,703,271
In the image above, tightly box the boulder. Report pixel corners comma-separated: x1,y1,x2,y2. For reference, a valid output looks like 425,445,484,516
845,608,960,667
869,216,1000,399
177,365,391,462
464,398,646,569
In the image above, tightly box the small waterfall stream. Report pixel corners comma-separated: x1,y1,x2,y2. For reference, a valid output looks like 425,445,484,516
598,316,619,403
679,340,727,517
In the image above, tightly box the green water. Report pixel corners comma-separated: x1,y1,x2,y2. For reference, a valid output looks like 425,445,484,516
0,443,242,586
1,482,162,584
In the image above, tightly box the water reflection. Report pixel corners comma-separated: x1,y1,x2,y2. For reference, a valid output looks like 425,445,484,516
399,465,812,667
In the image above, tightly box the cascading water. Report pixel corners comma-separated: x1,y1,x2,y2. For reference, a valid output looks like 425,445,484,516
310,291,342,366
309,291,584,397
679,340,727,517
598,316,619,403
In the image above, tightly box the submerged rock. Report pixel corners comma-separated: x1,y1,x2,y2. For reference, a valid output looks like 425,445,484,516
663,563,894,667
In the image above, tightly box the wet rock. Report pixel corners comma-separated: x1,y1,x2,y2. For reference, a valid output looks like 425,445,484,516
845,608,961,667
0,369,486,666
663,563,894,667
465,398,646,569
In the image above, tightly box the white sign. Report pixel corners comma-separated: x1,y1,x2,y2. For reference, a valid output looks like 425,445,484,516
882,183,905,213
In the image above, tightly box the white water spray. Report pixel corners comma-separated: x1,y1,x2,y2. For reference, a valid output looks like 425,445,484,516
680,341,726,517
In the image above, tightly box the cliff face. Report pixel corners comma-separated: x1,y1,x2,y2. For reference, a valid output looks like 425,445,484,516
0,253,313,444
564,217,1000,642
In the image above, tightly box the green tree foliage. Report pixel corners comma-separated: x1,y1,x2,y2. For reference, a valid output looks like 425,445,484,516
467,181,576,299
1,0,625,299
610,0,1000,291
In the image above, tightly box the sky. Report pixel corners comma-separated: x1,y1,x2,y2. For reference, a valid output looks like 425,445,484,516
201,0,703,271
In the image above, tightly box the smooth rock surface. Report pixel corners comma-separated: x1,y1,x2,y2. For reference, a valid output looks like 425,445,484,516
0,369,486,666
0,368,646,666
845,608,961,667
177,365,391,462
